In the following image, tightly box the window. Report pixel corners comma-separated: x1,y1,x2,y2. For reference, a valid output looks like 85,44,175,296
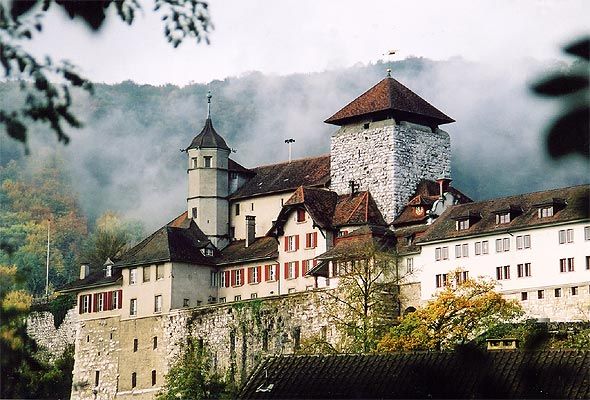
133,338,138,352
305,232,317,249
482,240,489,254
456,219,469,231
154,295,162,313
455,270,469,284
287,261,297,279
191,157,197,169
210,271,218,287
337,230,349,237
517,263,532,277
496,212,511,224
572,286,578,296
435,246,449,261
220,271,226,287
538,206,553,218
567,229,574,243
111,291,121,310
462,244,468,257
559,229,574,244
302,260,312,276
152,370,157,386
455,244,461,258
95,370,100,387
156,264,164,280
230,172,237,179
554,288,562,298
503,238,510,251
559,229,566,244
585,226,590,241
130,268,137,284
231,269,243,286
435,274,448,288
236,269,242,286
153,336,158,350
296,209,306,222
251,293,258,299
521,292,528,301
406,257,414,274
131,372,137,389
560,258,575,272
98,293,104,312
201,248,214,256
234,295,241,302
105,265,112,277
496,238,510,252
265,264,277,281
219,297,226,303
495,239,502,252
516,236,523,250
524,234,531,249
203,156,212,168
130,298,137,316
248,266,260,284
285,235,298,252
251,202,254,211
587,256,590,270
143,266,151,282
538,290,544,299
475,241,481,255
496,265,510,280
81,295,90,313
192,207,197,219
235,203,240,216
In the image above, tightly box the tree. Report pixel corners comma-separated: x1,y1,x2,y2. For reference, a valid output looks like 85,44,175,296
81,211,144,267
321,234,401,353
378,273,523,352
156,338,227,400
1,0,212,151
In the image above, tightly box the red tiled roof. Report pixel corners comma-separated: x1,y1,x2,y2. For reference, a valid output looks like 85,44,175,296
230,155,330,200
333,191,387,227
325,77,455,127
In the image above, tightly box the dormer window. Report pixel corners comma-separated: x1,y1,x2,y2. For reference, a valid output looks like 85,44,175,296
105,265,112,277
534,198,565,219
201,248,214,257
456,219,470,231
493,205,521,225
496,212,511,224
538,206,553,218
452,211,480,231
296,209,306,222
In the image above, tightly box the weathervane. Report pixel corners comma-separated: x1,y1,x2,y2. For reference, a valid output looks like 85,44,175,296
285,138,295,163
384,49,397,77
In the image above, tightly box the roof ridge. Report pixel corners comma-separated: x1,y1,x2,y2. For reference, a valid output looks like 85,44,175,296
253,153,330,169
347,192,367,223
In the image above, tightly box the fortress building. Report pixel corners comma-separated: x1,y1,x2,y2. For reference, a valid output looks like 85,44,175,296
59,73,590,400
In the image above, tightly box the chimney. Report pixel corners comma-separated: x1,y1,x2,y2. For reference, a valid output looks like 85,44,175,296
245,215,256,247
436,177,452,198
80,263,90,280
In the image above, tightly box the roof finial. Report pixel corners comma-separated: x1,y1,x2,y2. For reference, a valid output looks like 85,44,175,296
206,90,212,118
386,68,392,78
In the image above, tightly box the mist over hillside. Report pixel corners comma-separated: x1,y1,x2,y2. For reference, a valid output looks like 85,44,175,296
1,57,588,231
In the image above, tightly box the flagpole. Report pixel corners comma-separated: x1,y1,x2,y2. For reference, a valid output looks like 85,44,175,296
45,217,50,298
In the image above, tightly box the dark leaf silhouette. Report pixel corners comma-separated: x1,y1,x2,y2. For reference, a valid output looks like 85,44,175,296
547,106,590,158
532,75,588,97
564,36,590,61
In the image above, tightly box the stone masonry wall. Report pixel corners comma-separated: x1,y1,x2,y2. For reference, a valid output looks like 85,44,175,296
27,308,77,359
330,119,450,223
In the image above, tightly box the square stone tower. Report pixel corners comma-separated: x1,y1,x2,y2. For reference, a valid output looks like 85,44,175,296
326,74,453,223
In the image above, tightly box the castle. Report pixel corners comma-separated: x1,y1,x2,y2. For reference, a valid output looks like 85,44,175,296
60,73,590,399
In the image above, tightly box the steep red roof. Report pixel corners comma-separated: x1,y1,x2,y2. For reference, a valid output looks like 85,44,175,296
325,77,455,127
230,155,330,200
333,191,386,227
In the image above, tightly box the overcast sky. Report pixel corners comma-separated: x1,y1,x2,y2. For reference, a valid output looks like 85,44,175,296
25,0,590,85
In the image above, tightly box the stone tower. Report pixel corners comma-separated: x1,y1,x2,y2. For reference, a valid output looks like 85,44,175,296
186,92,230,248
326,74,453,223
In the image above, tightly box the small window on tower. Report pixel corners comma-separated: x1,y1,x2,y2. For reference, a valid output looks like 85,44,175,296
204,156,212,168
192,158,198,169
235,204,240,216
192,207,197,219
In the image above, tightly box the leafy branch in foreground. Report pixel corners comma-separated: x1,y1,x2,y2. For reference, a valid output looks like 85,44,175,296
1,0,212,151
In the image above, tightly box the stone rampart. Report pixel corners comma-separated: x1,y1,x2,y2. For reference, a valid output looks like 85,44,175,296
27,308,77,359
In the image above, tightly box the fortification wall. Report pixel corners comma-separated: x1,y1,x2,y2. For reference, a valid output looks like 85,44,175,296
27,308,77,359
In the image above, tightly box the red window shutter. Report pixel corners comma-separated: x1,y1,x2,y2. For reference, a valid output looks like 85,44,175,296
313,259,318,266
295,235,299,251
92,293,97,312
231,270,236,286
313,232,317,248
79,296,84,314
240,268,245,286
247,267,252,284
257,266,262,282
105,291,111,311
295,261,300,278
264,265,269,281
302,261,307,276
117,289,123,309
305,234,310,248
284,237,289,251
284,263,289,279
225,271,231,287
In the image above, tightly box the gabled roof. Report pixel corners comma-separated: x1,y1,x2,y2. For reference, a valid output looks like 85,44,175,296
393,180,472,227
325,77,455,127
333,191,387,227
230,155,330,200
115,219,214,268
238,351,590,399
419,184,590,244
187,117,230,151
216,237,278,266
59,267,122,293
284,186,339,229
315,225,395,262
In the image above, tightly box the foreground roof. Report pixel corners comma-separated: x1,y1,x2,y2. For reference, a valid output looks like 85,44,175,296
216,237,278,265
239,350,590,399
230,155,330,200
59,267,121,293
325,77,455,127
419,184,590,244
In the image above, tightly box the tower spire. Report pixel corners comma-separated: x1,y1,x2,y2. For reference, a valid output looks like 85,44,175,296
206,90,212,118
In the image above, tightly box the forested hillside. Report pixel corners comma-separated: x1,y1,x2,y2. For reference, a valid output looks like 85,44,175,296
1,57,588,234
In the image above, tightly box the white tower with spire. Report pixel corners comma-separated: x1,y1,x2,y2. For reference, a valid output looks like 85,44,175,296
186,91,230,248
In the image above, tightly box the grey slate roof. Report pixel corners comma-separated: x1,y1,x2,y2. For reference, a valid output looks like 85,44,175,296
59,267,122,293
187,117,230,151
239,350,590,399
